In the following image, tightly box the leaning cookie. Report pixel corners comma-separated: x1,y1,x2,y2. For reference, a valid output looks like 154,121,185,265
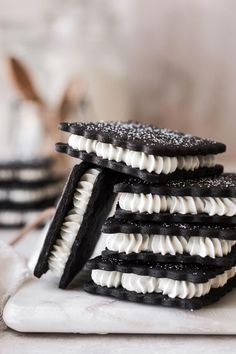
101,217,236,266
84,256,236,310
55,121,225,183
114,173,236,224
34,162,118,289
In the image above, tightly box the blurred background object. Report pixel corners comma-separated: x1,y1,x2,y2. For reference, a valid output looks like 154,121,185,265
0,0,236,166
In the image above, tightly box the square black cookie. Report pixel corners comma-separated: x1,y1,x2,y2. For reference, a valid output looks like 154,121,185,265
55,121,225,183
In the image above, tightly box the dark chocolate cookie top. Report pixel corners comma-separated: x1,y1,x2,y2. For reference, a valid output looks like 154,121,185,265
114,173,236,197
103,217,236,240
86,255,228,283
59,121,226,156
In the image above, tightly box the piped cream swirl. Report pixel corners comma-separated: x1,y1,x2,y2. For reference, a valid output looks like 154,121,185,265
105,233,236,258
68,135,215,175
91,267,236,299
48,168,100,276
118,193,236,217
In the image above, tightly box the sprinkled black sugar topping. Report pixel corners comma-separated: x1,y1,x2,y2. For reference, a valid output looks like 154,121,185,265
59,121,226,156
104,217,236,232
166,173,236,189
99,256,217,272
116,174,236,189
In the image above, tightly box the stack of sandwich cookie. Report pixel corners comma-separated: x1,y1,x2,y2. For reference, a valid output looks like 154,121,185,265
0,158,64,228
35,121,235,310
85,173,236,309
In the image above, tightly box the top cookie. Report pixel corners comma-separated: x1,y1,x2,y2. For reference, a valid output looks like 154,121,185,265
58,121,225,156
56,121,225,183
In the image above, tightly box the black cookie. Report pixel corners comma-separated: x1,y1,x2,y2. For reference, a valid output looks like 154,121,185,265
103,217,236,240
114,173,236,197
114,173,236,225
58,121,226,156
86,256,229,282
84,276,236,310
102,248,236,267
115,210,236,225
56,121,225,183
34,162,119,289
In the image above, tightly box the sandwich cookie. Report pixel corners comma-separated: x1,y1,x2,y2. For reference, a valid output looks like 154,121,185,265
102,218,236,266
34,162,118,289
84,256,236,310
114,174,236,224
56,121,225,183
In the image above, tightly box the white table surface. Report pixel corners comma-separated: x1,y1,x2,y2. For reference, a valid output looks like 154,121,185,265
2,330,236,354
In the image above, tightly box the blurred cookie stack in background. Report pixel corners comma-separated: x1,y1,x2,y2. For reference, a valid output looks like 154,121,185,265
0,57,75,228
0,158,64,228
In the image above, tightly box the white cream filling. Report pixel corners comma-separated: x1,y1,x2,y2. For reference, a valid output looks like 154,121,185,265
68,134,215,175
0,182,63,203
105,233,236,258
0,168,51,181
118,193,236,217
0,211,39,225
48,168,100,277
91,267,236,299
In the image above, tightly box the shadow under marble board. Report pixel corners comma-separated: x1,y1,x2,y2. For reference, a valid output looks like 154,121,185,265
3,271,236,334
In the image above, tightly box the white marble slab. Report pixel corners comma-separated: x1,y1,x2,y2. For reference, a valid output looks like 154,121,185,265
3,271,236,334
